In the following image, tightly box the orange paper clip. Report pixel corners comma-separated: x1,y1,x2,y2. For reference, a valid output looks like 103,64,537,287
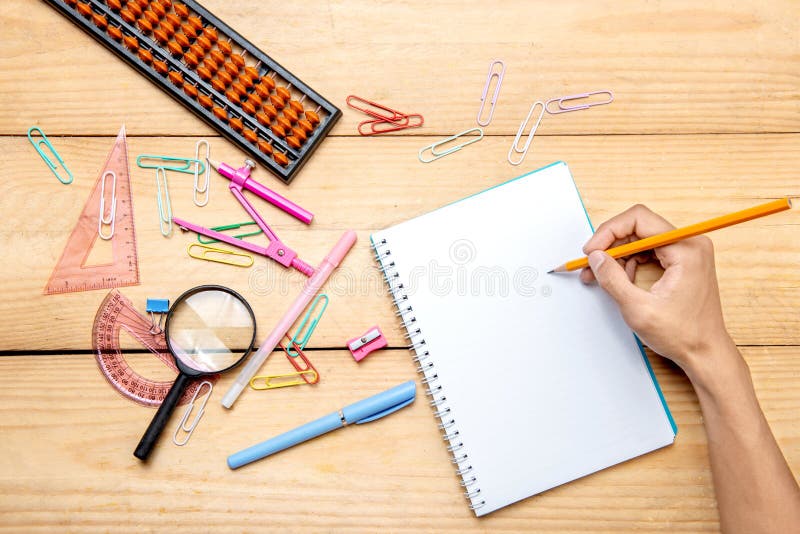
347,95,424,136
280,335,319,384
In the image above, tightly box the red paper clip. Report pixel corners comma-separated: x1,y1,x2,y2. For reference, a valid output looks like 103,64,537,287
358,114,424,136
347,95,424,136
280,335,319,384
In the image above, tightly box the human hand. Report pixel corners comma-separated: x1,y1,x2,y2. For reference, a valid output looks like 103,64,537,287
581,204,738,380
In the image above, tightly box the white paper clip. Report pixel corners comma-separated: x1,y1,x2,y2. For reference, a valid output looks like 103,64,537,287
193,139,210,207
418,128,484,163
98,170,117,240
507,101,545,166
477,60,505,127
156,167,172,237
172,380,213,446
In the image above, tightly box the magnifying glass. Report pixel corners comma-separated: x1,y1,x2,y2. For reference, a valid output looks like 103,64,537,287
134,285,256,461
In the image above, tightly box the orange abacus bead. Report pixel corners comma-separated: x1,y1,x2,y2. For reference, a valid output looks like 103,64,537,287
92,13,108,29
212,107,228,120
158,0,173,7
128,2,143,17
153,60,169,74
229,117,244,132
242,129,258,143
137,18,154,33
197,66,213,80
262,104,278,119
203,27,218,43
230,54,245,68
107,0,122,11
285,136,301,150
167,41,183,57
231,81,247,97
260,76,276,91
184,52,200,68
138,48,154,64
123,35,139,51
189,43,204,59
183,84,198,99
288,100,304,114
198,94,214,109
65,0,77,6
151,2,166,18
174,3,190,18
211,79,226,92
202,59,219,75
188,16,203,31
297,118,313,133
271,124,286,138
210,49,225,65
291,126,308,142
276,116,292,132
76,2,92,17
237,75,254,89
181,23,197,39
107,25,123,41
165,13,181,27
120,9,136,23
153,28,170,44
244,66,260,80
218,41,232,55
276,86,291,101
134,0,149,9
217,70,233,86
197,35,213,51
253,83,270,99
241,100,257,116
175,32,191,48
224,62,239,76
143,10,160,26
305,110,321,126
225,90,241,105
269,94,285,109
255,112,271,126
273,152,289,166
168,71,184,87
283,108,298,123
257,140,273,155
160,19,176,34
247,93,263,108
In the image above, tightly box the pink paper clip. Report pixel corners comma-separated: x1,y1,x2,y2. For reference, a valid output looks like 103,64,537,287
544,90,614,114
347,326,387,362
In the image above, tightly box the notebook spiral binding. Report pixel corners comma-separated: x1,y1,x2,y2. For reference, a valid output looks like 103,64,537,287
372,238,486,511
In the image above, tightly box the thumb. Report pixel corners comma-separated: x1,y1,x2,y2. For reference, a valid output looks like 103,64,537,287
588,251,645,307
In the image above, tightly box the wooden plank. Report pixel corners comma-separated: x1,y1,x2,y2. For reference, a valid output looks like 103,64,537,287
1,1,798,136
0,133,797,350
0,346,796,531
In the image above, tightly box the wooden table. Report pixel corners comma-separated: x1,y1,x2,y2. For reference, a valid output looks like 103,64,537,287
1,1,798,531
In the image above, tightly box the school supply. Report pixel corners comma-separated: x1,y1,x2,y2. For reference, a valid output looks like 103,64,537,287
93,289,218,406
137,155,206,174
418,127,484,163
27,126,74,185
280,335,319,383
347,326,387,362
476,60,505,127
187,243,254,267
286,294,328,357
371,161,677,516
44,125,140,295
155,166,172,236
146,297,169,333
197,221,263,244
346,95,424,135
44,0,341,183
98,171,117,239
134,285,257,460
193,139,210,207
544,90,614,114
227,380,416,469
249,370,318,390
221,230,358,408
550,197,794,273
173,159,315,276
172,380,212,446
204,158,313,224
507,101,544,166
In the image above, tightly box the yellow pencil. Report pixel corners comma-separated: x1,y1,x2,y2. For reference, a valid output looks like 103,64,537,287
548,198,793,273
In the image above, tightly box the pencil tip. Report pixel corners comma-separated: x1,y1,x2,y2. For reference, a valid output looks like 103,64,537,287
546,270,554,274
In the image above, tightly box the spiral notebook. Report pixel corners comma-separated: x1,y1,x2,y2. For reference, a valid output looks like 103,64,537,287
371,161,676,516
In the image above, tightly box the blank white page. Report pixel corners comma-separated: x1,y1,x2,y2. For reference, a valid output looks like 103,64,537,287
372,162,675,516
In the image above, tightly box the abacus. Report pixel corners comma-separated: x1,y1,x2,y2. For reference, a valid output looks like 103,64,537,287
45,0,341,183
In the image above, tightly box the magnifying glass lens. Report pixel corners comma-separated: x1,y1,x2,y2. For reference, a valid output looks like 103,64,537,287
167,289,255,373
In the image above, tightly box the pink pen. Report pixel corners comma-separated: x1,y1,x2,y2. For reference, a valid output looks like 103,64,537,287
207,158,313,225
221,230,357,408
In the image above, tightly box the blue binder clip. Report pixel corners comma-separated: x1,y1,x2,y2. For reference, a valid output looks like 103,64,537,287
146,298,169,334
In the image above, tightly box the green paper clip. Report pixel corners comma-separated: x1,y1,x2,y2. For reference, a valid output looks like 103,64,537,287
287,294,329,357
27,126,74,184
197,221,264,245
137,154,205,175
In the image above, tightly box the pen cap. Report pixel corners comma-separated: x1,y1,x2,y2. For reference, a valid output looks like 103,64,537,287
342,380,416,423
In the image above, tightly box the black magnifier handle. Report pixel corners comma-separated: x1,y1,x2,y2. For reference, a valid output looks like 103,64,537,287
134,373,192,461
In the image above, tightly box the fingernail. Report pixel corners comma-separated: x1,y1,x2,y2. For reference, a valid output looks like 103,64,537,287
588,250,606,271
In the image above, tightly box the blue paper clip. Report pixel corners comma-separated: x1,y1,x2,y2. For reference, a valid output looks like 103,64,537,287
286,294,329,357
27,126,74,184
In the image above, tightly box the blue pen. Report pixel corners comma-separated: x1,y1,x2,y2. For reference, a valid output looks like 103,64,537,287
227,380,416,469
